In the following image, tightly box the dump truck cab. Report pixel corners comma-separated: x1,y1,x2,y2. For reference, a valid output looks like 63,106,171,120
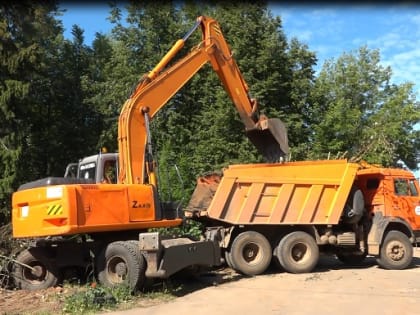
357,166,420,249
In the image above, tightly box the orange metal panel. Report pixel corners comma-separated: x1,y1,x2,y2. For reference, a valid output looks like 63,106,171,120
268,184,295,223
237,183,265,223
206,177,237,219
205,160,359,226
12,184,182,238
297,184,324,222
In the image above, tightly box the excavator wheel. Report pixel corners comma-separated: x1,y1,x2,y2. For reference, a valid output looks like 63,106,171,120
96,241,146,291
13,247,60,290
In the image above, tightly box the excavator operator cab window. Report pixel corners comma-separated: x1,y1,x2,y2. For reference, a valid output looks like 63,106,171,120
102,160,117,184
79,162,96,180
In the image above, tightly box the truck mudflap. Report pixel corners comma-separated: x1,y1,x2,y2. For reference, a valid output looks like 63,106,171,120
139,228,223,279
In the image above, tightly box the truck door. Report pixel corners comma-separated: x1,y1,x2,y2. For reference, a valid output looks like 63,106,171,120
393,178,420,230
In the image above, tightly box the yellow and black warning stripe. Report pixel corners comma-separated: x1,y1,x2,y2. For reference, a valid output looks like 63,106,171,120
47,204,63,216
212,25,222,36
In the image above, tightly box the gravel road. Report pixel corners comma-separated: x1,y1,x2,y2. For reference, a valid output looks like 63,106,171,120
102,249,420,315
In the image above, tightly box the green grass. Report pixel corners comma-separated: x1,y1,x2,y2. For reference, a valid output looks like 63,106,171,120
62,284,133,314
61,280,180,315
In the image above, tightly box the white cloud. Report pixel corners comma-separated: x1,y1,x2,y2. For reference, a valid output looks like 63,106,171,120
271,4,420,97
381,48,420,97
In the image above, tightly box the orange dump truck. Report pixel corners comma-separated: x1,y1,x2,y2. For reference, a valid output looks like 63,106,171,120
142,159,420,279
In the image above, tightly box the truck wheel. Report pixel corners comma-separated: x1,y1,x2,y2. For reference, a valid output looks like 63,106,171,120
96,241,146,291
224,250,235,269
276,231,319,273
13,247,60,290
377,231,413,270
230,231,272,276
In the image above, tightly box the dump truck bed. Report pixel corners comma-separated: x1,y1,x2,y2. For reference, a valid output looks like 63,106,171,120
187,160,360,225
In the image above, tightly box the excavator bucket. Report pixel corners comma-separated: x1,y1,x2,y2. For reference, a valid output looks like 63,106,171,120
246,117,289,163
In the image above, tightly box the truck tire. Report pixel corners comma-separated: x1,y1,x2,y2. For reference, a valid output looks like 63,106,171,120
224,250,235,269
229,231,272,276
13,247,60,290
96,241,146,291
275,231,319,273
377,231,413,270
343,188,365,224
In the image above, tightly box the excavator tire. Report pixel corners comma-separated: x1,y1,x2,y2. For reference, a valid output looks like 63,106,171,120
229,231,272,276
12,247,60,290
96,241,146,291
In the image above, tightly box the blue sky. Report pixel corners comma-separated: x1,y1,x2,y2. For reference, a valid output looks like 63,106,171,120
59,3,420,95
58,3,420,176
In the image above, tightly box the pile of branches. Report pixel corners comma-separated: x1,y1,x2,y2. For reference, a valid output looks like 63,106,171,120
0,224,28,289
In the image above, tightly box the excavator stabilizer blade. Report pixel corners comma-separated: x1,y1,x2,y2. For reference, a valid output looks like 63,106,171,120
246,118,289,163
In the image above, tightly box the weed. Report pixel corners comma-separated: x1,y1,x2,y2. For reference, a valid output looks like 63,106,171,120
62,284,133,314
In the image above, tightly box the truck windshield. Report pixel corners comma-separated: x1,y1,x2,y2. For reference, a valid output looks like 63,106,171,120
409,179,419,196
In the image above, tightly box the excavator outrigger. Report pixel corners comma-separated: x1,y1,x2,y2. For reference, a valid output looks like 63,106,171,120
11,16,288,290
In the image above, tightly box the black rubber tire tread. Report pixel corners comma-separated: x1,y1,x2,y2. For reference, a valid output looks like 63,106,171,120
13,247,60,291
230,231,272,276
276,231,319,274
96,241,145,291
126,240,147,290
336,251,367,266
377,231,413,270
225,250,235,269
343,188,365,224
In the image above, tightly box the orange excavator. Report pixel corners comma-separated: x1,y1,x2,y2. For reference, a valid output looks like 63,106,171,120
11,16,288,290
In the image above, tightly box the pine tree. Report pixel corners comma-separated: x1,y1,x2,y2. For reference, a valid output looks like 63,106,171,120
0,1,64,221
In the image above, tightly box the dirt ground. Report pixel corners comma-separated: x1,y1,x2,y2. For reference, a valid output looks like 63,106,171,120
103,249,420,315
2,249,420,315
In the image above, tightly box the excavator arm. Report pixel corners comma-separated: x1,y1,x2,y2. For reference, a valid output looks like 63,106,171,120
118,16,289,185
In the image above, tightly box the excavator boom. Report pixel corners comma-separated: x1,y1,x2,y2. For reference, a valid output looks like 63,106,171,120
118,16,289,185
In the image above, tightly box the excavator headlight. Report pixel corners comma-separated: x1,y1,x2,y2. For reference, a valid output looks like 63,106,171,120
20,205,29,218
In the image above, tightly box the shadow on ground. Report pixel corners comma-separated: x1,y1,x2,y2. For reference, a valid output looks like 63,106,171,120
145,253,420,298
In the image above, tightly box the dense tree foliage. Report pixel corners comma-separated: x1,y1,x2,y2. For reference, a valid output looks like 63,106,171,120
0,1,418,221
310,47,420,168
